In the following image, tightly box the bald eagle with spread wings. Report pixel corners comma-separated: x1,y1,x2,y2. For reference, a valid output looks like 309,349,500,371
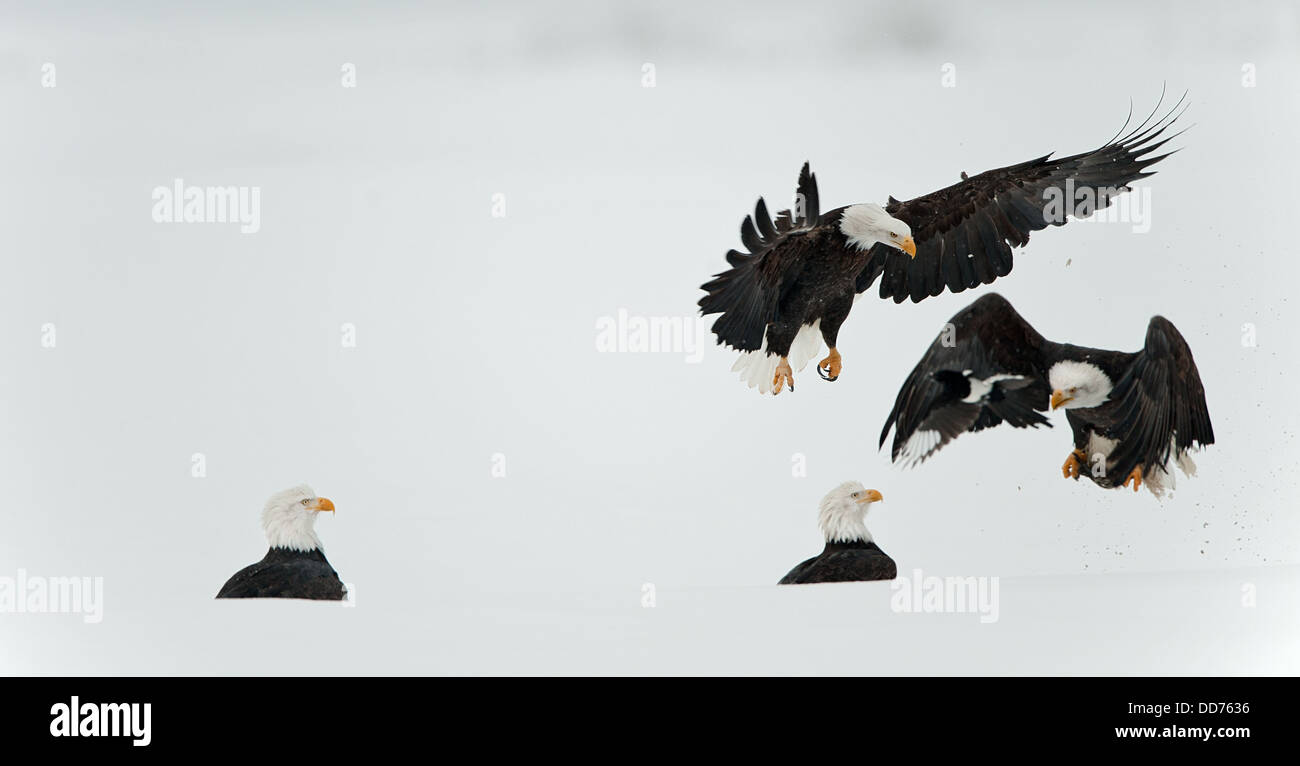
699,94,1187,395
879,293,1214,497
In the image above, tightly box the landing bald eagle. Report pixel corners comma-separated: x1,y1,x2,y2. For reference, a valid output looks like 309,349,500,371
699,95,1186,395
879,294,1214,497
216,485,347,600
778,481,895,584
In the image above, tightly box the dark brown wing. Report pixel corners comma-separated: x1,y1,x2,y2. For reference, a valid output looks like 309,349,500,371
880,293,1056,465
699,163,824,351
1100,316,1214,483
858,94,1187,303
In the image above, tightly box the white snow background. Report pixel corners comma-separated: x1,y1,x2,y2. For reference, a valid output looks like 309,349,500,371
0,0,1297,674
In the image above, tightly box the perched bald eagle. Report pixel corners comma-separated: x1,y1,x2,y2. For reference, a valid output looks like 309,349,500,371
216,485,347,600
699,95,1186,395
879,294,1214,497
778,481,896,584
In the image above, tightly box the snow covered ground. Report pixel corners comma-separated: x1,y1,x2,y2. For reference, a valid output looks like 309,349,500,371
4,567,1296,675
1,0,1298,674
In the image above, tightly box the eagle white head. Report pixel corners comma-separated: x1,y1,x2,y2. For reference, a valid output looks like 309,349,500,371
262,484,336,552
818,481,884,543
1048,360,1114,410
839,203,916,256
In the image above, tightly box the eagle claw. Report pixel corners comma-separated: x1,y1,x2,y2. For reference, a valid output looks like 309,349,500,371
1062,449,1085,480
817,348,842,382
1122,466,1144,493
772,358,795,395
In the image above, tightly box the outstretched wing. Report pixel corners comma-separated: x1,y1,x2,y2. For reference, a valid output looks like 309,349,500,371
1099,316,1214,482
858,93,1187,304
699,162,824,351
880,293,1055,464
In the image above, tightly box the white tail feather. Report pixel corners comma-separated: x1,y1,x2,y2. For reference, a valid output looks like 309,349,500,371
1088,432,1201,499
731,321,823,394
1145,445,1201,498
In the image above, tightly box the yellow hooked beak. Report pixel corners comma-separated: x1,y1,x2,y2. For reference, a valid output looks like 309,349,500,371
310,497,336,514
898,236,916,257
857,489,883,504
1050,390,1073,410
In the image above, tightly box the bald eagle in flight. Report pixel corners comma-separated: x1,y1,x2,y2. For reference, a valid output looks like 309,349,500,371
216,485,347,600
699,95,1186,395
779,481,896,584
879,294,1214,497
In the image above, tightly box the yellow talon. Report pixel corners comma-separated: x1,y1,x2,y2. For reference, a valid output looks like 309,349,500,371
817,348,842,382
772,357,794,395
1122,466,1144,493
1062,449,1085,480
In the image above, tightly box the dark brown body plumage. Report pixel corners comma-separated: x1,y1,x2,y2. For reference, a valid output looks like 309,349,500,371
779,540,897,584
753,223,868,357
216,547,347,601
